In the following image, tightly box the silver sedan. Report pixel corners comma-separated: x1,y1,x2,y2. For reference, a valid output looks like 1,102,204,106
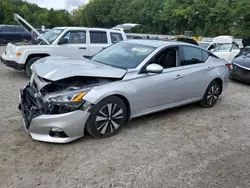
19,40,230,143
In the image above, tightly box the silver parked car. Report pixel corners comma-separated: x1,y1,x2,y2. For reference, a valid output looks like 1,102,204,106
19,40,230,143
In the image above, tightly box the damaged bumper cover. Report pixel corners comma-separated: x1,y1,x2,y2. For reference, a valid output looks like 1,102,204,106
19,83,91,143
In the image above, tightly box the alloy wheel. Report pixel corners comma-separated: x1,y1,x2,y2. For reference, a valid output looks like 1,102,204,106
206,85,220,106
95,103,124,135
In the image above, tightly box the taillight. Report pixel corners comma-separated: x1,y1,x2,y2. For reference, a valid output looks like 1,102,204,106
225,63,231,70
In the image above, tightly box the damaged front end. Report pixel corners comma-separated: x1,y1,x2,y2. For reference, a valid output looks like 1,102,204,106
18,74,114,143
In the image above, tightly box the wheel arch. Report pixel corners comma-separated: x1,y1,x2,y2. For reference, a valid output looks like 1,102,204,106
213,77,223,94
25,53,50,68
94,94,131,122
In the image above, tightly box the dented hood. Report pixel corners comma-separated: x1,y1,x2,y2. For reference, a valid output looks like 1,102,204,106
31,57,127,81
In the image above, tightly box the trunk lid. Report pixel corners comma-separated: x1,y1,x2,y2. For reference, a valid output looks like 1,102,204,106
32,57,127,81
13,13,49,44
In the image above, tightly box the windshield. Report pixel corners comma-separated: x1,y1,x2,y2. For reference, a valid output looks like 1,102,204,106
43,28,64,44
92,42,156,69
199,42,210,49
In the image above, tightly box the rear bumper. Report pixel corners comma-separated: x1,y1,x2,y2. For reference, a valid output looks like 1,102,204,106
230,72,250,84
230,65,250,84
1,53,24,70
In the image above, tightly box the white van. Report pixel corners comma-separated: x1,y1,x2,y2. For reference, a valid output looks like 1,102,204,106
1,14,127,76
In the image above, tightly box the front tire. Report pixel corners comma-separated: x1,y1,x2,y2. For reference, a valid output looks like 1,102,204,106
200,80,221,108
86,96,127,138
25,57,42,77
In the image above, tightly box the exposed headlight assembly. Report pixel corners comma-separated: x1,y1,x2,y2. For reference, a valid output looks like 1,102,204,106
45,88,92,110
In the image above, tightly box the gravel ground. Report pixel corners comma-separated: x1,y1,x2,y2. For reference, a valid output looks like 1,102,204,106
0,46,250,188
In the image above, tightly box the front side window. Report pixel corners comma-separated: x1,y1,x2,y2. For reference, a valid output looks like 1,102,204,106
92,42,156,69
62,31,86,44
90,31,108,44
180,46,204,66
152,47,177,69
217,44,232,52
110,32,123,43
43,28,64,44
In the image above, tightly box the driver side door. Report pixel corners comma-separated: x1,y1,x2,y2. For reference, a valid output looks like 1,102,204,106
56,30,89,59
131,46,183,115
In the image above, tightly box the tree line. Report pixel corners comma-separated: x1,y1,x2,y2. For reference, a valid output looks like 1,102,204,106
1,0,250,37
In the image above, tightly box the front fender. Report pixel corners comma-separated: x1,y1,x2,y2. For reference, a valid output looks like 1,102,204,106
18,46,53,64
84,81,138,115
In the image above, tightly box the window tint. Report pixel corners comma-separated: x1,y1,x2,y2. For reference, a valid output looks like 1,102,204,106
62,31,86,44
15,26,25,32
110,32,123,43
202,50,209,61
208,43,217,51
2,26,14,32
90,31,107,44
217,44,232,52
232,44,239,50
181,46,204,66
153,47,177,69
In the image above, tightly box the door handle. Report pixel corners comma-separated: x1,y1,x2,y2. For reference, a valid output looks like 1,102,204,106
79,47,86,49
175,74,183,79
207,66,213,70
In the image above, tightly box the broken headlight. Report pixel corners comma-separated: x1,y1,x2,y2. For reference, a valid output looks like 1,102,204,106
45,89,91,109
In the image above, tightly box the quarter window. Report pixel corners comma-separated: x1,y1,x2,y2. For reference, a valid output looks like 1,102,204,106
110,32,123,43
180,46,204,66
90,31,108,44
62,31,86,44
202,51,209,61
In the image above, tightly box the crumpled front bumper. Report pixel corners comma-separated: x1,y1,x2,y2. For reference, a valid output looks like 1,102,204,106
28,111,90,143
19,84,91,144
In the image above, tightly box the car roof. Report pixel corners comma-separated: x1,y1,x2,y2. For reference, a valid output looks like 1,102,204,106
124,39,197,48
53,27,124,33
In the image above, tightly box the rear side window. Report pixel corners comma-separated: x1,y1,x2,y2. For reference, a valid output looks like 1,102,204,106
1,26,14,32
180,46,204,66
90,31,108,44
110,32,123,43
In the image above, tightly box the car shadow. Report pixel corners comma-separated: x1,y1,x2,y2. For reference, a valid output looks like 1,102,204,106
230,78,250,86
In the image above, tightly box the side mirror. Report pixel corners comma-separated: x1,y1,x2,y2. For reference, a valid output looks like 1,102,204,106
210,49,215,52
58,38,68,45
146,64,164,74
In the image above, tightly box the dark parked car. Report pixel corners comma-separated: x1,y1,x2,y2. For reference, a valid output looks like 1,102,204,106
0,25,32,45
231,51,250,84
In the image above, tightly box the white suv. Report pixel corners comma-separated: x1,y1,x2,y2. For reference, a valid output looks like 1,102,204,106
0,14,127,76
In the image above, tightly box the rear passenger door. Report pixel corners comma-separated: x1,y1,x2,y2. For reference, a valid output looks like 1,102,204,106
88,31,109,57
56,30,89,58
178,46,214,102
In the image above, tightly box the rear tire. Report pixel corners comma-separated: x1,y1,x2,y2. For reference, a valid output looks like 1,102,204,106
25,57,42,77
86,96,127,138
200,80,221,108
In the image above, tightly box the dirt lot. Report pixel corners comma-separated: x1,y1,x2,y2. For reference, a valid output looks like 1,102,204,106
0,46,250,188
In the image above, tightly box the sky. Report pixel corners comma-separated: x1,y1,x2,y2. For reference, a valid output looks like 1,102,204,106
25,0,89,11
